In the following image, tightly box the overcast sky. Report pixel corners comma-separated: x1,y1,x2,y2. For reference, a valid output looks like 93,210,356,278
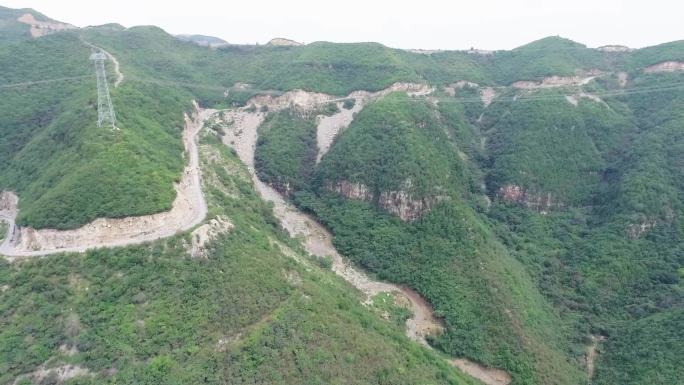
3,0,683,50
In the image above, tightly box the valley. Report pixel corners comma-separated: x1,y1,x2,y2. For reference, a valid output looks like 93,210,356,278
0,5,682,385
215,92,511,384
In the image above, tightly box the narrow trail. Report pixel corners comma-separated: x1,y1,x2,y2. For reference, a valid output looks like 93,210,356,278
80,39,124,87
217,84,511,385
586,335,605,382
0,105,209,260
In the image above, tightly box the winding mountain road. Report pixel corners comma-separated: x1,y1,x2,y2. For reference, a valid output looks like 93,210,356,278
0,107,209,260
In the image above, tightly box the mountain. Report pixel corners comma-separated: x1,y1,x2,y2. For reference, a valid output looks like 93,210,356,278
0,6,76,42
175,34,228,47
0,5,683,385
266,37,303,46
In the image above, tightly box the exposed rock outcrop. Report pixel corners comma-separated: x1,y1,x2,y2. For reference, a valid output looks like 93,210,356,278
0,191,18,213
16,13,77,38
512,70,601,89
443,82,496,107
188,216,233,258
565,92,607,107
267,38,303,46
644,61,684,73
404,48,442,55
316,100,364,163
379,190,448,221
326,181,373,201
481,87,497,107
327,180,446,221
451,359,512,385
596,45,632,52
618,72,628,87
12,364,90,385
498,184,558,212
626,217,657,239
244,82,431,113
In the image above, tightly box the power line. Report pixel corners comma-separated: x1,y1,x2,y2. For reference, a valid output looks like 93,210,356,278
124,76,228,91
0,75,92,89
1,72,682,107
435,82,684,104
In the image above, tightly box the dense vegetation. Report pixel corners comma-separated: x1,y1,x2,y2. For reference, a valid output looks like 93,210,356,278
291,94,587,385
593,309,683,385
255,108,318,193
0,33,191,229
315,93,472,197
477,37,609,84
0,135,479,385
1,7,683,384
257,66,683,385
482,91,636,206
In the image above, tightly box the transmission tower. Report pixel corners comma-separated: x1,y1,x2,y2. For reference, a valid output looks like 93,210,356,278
90,51,117,129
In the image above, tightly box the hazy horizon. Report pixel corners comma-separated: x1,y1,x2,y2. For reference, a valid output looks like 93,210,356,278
2,0,683,50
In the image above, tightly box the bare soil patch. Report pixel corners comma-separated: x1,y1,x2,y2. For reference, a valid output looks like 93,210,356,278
17,13,76,38
451,359,512,385
12,364,90,385
644,61,684,73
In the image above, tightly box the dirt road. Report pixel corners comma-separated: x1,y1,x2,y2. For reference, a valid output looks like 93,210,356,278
0,105,210,260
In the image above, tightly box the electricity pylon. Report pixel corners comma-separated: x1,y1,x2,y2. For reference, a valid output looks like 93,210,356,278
90,51,117,129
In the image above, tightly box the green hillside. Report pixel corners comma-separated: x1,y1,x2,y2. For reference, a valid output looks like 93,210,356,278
0,32,190,229
0,135,479,385
0,5,683,384
283,94,585,385
481,37,608,83
255,108,318,194
314,93,471,197
594,309,684,385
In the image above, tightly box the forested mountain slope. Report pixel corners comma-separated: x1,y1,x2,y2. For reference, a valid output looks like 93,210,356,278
0,134,480,385
0,6,682,385
0,32,191,229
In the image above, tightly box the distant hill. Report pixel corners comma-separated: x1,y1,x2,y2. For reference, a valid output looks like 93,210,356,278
267,37,303,46
176,34,228,47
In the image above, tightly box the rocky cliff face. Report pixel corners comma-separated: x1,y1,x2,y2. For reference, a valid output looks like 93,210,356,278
326,181,373,201
326,180,446,221
643,61,684,73
16,13,77,38
626,217,657,239
268,181,294,196
0,191,18,212
498,184,558,212
378,190,448,221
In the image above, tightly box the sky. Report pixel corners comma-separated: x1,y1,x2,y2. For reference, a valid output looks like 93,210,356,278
3,0,683,50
